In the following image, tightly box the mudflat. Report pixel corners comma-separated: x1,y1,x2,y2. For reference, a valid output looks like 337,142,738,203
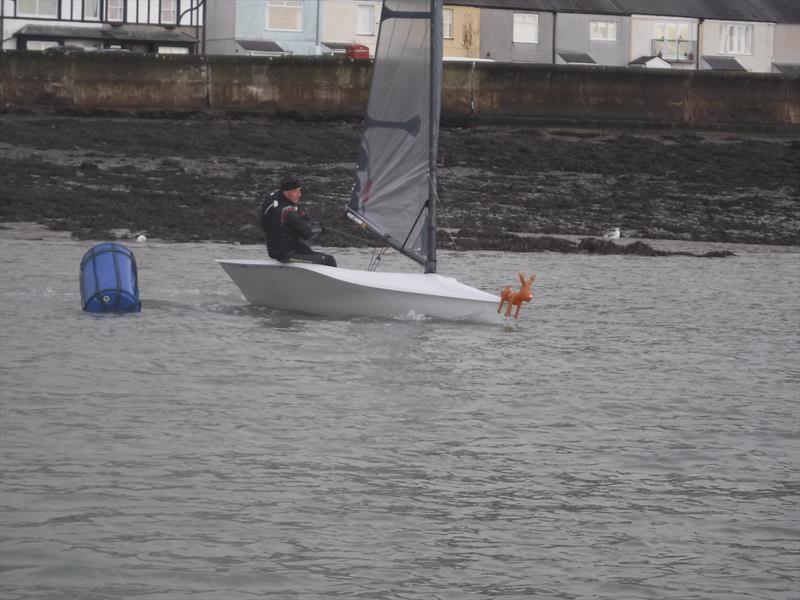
1,111,798,249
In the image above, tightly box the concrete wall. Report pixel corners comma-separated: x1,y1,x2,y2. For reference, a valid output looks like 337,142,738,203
1,51,797,129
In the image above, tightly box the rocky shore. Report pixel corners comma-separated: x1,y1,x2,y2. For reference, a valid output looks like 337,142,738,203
1,110,798,252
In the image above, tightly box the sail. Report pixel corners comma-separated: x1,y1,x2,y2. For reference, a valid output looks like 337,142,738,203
348,0,442,272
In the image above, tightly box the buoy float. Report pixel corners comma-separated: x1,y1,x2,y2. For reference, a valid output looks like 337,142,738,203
79,242,142,313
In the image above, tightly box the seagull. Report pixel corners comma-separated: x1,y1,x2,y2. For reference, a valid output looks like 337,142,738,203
136,234,147,242
602,227,620,240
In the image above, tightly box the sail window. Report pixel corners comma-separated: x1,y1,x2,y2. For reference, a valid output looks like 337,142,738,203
17,0,57,17
513,13,538,44
266,0,303,32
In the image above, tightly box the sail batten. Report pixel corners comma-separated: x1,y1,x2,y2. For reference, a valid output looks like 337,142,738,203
349,0,442,272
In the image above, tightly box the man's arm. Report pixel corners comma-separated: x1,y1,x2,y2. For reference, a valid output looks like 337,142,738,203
284,208,313,240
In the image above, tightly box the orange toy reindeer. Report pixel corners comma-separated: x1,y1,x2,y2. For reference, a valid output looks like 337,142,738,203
498,272,536,319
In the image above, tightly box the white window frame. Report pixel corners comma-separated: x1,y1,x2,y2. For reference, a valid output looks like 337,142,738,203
266,0,303,32
513,13,538,44
107,0,124,22
84,0,100,20
17,0,58,17
719,23,753,55
161,0,177,24
357,4,375,36
443,8,453,39
590,21,617,41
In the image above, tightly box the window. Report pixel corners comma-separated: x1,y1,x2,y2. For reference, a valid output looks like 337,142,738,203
162,0,177,24
266,0,303,31
653,21,693,61
357,4,375,35
590,21,617,41
17,0,57,17
85,0,100,20
443,8,453,39
26,40,59,51
107,0,124,21
654,21,690,42
720,23,753,55
159,46,189,54
513,13,538,44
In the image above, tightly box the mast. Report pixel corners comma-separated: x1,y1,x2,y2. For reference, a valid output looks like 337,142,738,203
424,0,441,274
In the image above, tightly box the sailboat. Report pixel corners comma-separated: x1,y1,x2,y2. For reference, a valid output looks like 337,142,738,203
217,0,503,323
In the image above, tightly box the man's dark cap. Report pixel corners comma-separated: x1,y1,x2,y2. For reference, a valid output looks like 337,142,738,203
279,177,301,192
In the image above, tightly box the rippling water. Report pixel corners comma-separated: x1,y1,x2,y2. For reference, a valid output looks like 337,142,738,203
1,229,798,599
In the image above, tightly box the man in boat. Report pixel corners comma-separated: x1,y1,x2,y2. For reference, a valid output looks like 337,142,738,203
260,177,337,267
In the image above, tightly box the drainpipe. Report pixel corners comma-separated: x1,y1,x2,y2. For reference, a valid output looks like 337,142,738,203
552,11,556,64
696,18,703,70
315,0,321,55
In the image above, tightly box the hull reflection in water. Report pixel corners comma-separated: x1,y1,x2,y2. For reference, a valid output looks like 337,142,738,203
216,259,502,323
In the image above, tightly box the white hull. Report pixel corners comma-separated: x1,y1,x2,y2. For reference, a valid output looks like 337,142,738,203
217,259,503,323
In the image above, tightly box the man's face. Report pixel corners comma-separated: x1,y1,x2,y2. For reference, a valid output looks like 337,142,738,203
283,187,301,204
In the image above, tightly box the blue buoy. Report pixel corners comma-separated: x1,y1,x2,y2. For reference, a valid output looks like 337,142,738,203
80,242,141,313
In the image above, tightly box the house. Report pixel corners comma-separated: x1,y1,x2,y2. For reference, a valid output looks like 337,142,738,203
319,0,381,57
442,3,479,59
474,6,553,63
451,0,799,73
555,11,630,67
204,0,323,57
628,13,698,70
619,0,800,73
0,0,201,53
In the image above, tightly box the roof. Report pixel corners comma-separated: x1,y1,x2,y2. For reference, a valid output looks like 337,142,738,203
237,40,285,53
558,52,596,63
16,24,196,44
772,62,800,75
629,55,658,64
447,0,800,23
702,55,746,70
322,42,351,51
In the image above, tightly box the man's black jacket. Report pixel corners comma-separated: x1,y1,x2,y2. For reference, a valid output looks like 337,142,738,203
260,190,313,260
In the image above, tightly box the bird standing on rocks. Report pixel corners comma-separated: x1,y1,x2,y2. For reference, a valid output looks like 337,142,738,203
603,227,621,240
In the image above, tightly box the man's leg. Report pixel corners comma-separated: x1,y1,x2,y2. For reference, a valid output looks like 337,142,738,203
287,252,337,267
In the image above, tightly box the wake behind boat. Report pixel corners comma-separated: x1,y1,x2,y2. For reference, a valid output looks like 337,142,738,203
218,0,533,322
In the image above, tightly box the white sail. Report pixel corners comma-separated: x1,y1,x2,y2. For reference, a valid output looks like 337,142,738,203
348,0,443,273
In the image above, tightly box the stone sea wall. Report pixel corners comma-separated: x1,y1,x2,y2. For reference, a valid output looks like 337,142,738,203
1,51,798,131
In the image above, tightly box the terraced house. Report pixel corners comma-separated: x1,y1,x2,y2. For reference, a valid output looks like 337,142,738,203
2,0,798,74
1,0,203,53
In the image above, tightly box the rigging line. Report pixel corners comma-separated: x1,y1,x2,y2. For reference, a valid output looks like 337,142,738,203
434,188,460,252
368,246,390,272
